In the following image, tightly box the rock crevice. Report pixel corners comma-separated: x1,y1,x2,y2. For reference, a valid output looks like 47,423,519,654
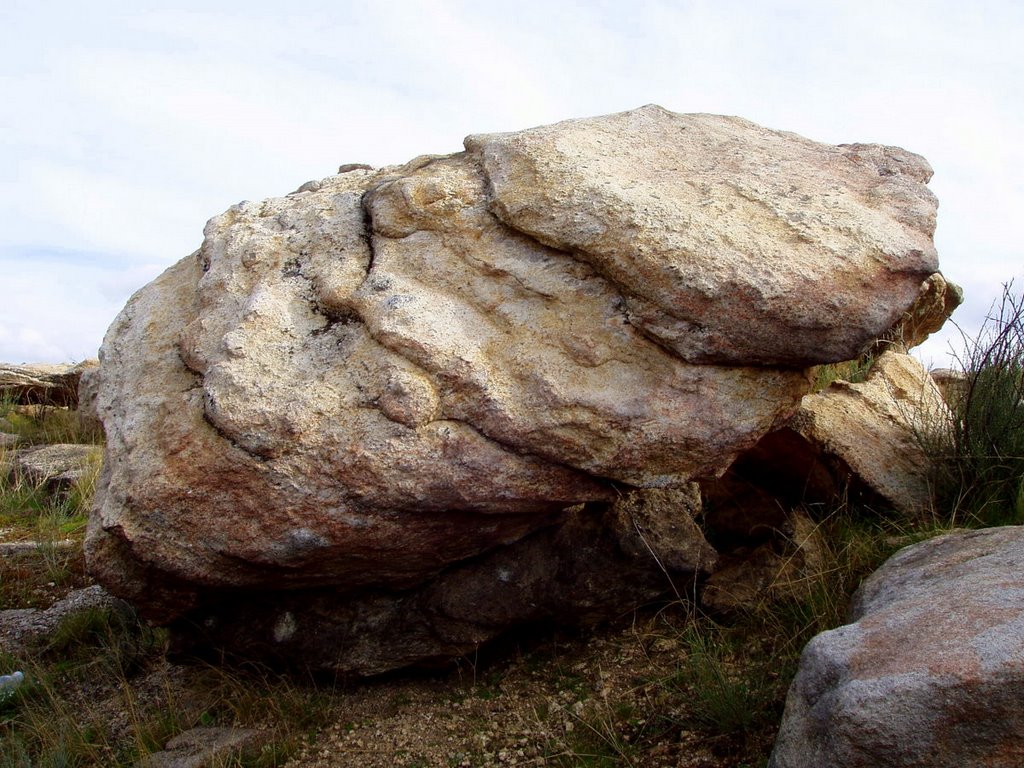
86,106,951,674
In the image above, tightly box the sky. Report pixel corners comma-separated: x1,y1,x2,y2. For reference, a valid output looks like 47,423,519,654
1,0,1021,367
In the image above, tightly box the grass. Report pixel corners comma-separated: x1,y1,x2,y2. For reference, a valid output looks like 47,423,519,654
537,504,912,767
0,400,103,449
922,281,1024,527
0,398,339,768
808,352,875,393
1,608,336,767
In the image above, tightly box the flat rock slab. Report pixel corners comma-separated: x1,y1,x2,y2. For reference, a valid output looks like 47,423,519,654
0,361,97,407
8,443,101,490
470,105,938,365
770,526,1024,768
135,727,268,768
787,351,949,516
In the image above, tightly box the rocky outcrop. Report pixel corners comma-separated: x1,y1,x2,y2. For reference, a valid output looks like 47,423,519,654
930,367,968,407
769,527,1024,768
0,585,129,656
0,361,98,408
87,106,946,673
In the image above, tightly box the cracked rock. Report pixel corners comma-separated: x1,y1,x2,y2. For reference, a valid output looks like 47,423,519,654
87,106,948,673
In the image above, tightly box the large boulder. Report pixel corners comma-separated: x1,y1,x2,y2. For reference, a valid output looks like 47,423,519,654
87,106,945,673
770,527,1024,768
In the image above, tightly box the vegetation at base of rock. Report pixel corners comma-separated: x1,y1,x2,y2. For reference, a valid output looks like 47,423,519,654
0,396,103,447
808,352,875,393
924,281,1024,527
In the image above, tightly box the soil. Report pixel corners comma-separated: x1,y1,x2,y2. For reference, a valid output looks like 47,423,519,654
280,608,776,768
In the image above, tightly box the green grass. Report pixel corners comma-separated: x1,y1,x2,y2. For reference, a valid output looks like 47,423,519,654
0,395,103,447
1,402,334,767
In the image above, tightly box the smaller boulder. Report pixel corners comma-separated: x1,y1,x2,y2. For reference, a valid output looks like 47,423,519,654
76,366,103,437
8,444,102,493
769,527,1024,768
785,351,948,517
0,585,128,656
929,367,968,407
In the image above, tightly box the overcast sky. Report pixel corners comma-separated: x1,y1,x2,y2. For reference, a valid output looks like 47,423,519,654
2,0,1021,366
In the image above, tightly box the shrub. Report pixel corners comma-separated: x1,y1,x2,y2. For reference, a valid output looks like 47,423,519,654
928,282,1024,526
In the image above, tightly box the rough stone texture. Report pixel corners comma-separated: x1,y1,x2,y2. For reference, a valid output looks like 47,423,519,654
8,443,102,492
171,490,716,676
877,271,962,352
77,364,103,436
770,526,1024,768
782,351,948,516
701,511,824,615
469,105,938,366
930,367,968,407
0,585,129,656
135,727,268,768
0,361,97,408
87,106,947,672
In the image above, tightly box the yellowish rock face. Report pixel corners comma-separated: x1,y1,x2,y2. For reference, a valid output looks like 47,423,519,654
85,106,948,672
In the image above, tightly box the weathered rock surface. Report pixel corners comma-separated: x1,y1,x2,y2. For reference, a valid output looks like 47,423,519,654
0,585,129,656
0,361,97,408
787,351,949,516
470,106,938,366
770,526,1024,768
930,366,968,407
76,364,103,436
87,106,948,673
7,443,102,493
135,727,268,768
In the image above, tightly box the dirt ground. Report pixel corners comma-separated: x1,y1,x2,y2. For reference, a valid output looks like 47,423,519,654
280,608,777,768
